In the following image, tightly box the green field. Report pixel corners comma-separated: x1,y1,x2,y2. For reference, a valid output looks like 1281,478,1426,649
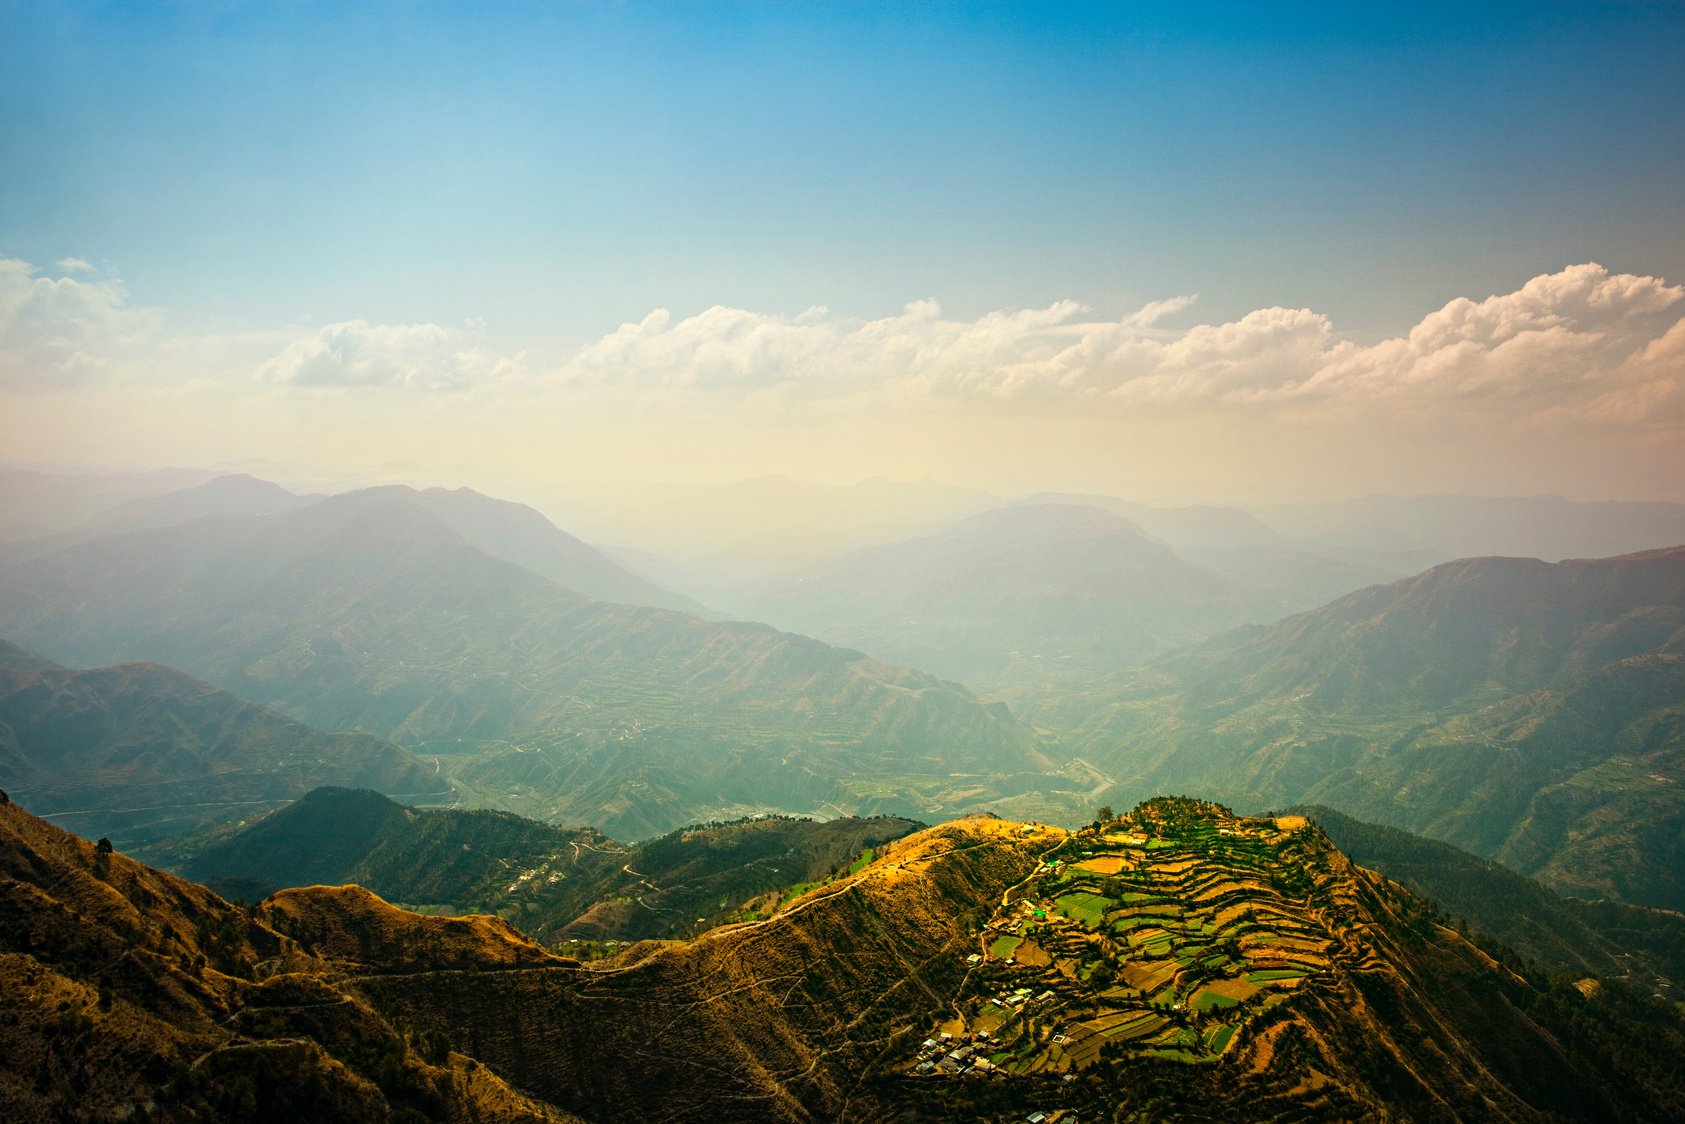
1204,1024,1237,1053
1055,891,1113,927
990,934,1024,960
1193,990,1239,1010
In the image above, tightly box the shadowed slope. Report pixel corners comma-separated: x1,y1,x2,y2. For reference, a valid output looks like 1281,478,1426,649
0,798,579,1123
181,786,924,943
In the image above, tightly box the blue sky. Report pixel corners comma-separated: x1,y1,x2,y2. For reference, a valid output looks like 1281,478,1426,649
2,1,1683,507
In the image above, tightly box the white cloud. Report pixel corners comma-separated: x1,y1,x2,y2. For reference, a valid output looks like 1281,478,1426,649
0,256,162,390
255,319,521,391
550,263,1684,430
54,257,94,274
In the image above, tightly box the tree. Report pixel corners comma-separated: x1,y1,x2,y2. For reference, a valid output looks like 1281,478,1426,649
1096,805,1115,824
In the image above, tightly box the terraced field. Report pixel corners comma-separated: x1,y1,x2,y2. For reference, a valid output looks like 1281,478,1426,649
911,798,1349,1079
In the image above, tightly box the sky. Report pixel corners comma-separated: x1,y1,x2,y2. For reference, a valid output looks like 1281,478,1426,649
2,0,1683,516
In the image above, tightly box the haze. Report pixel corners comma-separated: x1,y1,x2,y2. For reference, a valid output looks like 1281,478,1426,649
3,1,1682,535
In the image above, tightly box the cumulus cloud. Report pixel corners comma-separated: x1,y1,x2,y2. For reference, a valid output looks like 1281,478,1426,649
552,263,1684,429
0,256,162,389
256,319,521,391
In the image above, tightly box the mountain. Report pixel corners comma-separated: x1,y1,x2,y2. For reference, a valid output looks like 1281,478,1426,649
0,641,443,858
559,474,1005,572
178,786,923,942
1,475,710,613
0,489,1050,837
362,484,711,614
56,473,313,539
1062,546,1685,908
1293,804,1685,990
0,465,217,544
1258,493,1685,567
0,795,580,1123
713,503,1269,691
173,787,606,908
1024,491,1401,612
0,473,318,563
0,471,318,566
7,793,1685,1121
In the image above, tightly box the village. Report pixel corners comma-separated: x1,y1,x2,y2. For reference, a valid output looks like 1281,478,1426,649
908,798,1340,1080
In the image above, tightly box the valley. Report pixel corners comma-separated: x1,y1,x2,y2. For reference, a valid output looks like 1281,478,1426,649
3,467,1685,1120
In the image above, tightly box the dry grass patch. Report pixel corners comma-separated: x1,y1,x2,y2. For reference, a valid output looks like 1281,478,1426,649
1199,977,1259,1003
1013,939,1053,967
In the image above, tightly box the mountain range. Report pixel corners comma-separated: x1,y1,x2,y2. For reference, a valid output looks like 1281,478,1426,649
709,503,1272,690
5,793,1683,1122
1050,546,1685,908
0,489,1050,837
0,641,441,857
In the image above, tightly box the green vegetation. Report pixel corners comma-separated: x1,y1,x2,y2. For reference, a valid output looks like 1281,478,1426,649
928,797,1335,1074
0,641,437,858
184,787,923,943
1029,548,1685,911
1054,891,1111,927
989,935,1024,960
0,489,1048,841
1296,803,1685,990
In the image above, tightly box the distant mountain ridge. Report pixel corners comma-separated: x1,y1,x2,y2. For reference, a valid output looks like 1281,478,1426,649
359,483,711,614
711,502,1272,690
0,489,1050,837
1,471,708,612
0,465,218,544
1258,493,1685,567
0,640,442,857
1062,545,1685,908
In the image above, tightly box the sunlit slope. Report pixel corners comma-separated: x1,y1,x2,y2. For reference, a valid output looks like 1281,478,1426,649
7,793,1684,1122
0,640,441,855
0,490,1048,837
0,797,580,1123
339,803,1685,1122
1066,547,1685,907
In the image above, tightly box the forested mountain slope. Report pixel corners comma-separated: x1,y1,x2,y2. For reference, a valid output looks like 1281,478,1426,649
0,641,440,857
1058,547,1685,908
